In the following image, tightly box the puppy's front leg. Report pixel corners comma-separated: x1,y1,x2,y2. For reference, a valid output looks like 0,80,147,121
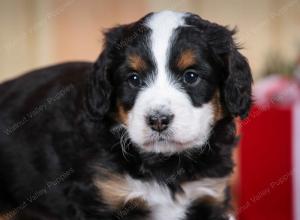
111,198,150,220
185,198,234,220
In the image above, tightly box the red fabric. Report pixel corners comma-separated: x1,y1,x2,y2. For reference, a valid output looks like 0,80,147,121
239,105,294,220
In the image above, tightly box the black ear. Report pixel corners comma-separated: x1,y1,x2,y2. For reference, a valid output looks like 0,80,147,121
86,26,126,121
86,50,112,120
189,14,253,119
204,24,253,119
222,44,253,119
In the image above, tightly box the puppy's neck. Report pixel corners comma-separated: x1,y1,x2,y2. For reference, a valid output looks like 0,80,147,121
109,117,236,184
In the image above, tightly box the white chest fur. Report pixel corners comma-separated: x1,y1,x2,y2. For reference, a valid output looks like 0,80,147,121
124,176,229,220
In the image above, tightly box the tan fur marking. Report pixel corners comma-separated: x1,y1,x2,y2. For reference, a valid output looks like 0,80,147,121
211,90,223,122
198,195,220,204
116,198,148,217
95,167,230,216
94,168,149,213
177,49,197,70
95,171,131,208
179,177,229,203
128,54,146,72
125,197,148,209
116,101,128,125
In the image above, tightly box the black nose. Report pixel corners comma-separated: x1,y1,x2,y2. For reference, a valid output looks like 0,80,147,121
146,113,174,132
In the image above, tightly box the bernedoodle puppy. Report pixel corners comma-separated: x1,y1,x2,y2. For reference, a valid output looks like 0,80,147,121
0,10,252,220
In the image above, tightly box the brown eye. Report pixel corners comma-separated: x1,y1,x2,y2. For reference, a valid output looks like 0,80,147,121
127,73,142,88
183,69,200,85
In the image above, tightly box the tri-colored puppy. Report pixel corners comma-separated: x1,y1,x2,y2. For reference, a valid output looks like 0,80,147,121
0,11,252,220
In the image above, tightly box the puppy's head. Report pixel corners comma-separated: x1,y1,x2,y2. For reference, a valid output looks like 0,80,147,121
88,11,252,154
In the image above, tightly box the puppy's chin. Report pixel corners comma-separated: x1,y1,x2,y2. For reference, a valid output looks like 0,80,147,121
139,136,208,154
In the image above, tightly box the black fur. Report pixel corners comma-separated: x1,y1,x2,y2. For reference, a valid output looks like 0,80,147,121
0,12,252,219
185,13,252,118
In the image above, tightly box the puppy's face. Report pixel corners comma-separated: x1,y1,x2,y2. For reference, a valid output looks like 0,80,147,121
90,11,252,154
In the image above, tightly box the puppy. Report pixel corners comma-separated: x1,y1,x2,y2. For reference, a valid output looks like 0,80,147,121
0,11,252,220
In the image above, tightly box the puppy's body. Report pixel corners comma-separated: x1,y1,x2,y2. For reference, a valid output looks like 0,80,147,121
0,11,252,220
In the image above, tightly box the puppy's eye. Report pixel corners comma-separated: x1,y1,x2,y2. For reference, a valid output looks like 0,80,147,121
127,73,142,88
183,69,200,85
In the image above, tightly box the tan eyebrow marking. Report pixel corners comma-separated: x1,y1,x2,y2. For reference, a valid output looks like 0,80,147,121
128,54,147,72
177,49,197,70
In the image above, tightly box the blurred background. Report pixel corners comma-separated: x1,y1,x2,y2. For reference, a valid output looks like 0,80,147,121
1,0,300,219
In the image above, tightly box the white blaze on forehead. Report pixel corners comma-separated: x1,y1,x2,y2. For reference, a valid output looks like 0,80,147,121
127,11,214,153
146,11,186,82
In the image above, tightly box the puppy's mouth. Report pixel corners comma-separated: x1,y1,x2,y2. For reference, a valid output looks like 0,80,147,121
143,136,196,150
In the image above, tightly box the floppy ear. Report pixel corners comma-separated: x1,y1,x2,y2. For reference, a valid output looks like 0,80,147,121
86,50,112,120
222,43,253,119
205,24,253,119
86,26,125,120
190,14,253,119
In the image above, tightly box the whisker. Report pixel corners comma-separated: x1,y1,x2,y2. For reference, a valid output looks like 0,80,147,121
119,129,134,160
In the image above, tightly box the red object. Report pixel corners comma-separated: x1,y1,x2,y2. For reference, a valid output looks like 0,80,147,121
239,105,294,220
